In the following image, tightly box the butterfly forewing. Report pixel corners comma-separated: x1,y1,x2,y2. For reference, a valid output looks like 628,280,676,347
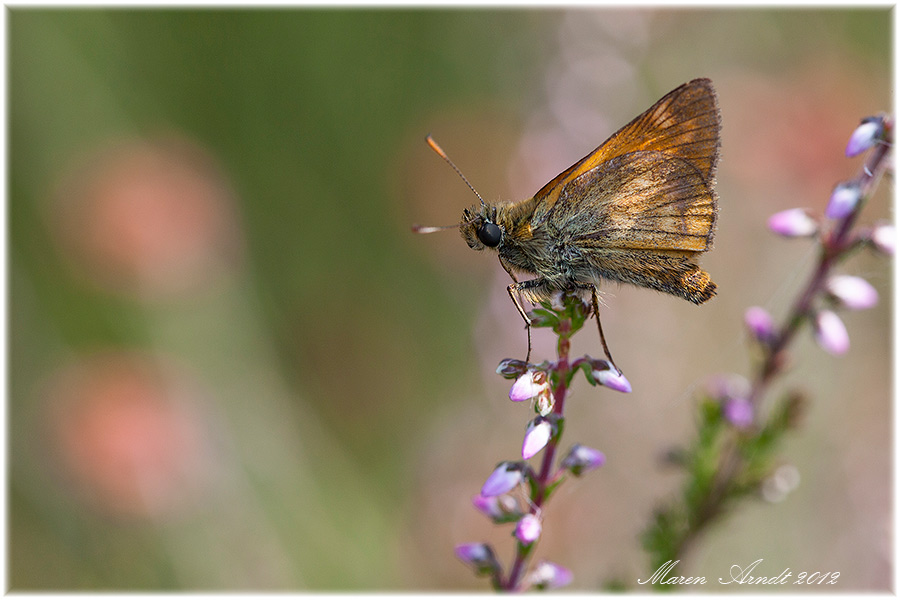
533,78,720,206
595,78,720,181
529,78,719,255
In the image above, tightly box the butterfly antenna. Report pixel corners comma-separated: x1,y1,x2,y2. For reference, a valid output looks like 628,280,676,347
425,134,487,208
411,223,458,234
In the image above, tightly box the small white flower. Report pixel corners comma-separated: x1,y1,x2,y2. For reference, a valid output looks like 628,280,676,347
593,367,632,393
744,306,775,341
826,275,878,310
767,208,818,237
527,560,573,590
481,462,524,497
522,418,553,460
826,184,861,220
871,223,895,255
814,310,850,355
845,117,883,157
515,513,542,544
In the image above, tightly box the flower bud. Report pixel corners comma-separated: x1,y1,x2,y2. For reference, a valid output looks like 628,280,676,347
527,560,573,590
813,310,849,355
515,514,542,545
481,461,525,497
723,396,754,429
509,370,549,402
591,361,632,393
522,417,553,460
496,358,528,379
825,183,861,220
744,306,775,343
560,444,606,476
845,116,883,157
454,543,501,576
767,208,818,237
870,222,895,256
826,275,878,310
472,494,520,522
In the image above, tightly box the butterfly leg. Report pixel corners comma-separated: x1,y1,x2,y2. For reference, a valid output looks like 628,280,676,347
506,282,534,363
498,257,539,363
573,282,620,374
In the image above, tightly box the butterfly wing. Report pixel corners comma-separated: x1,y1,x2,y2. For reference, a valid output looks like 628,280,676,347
533,78,720,207
525,79,720,304
558,152,716,252
530,79,719,253
540,150,718,303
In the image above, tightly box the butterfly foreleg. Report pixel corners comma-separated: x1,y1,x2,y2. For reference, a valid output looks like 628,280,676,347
507,279,551,364
498,257,536,363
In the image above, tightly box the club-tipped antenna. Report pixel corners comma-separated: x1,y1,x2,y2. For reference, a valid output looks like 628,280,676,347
425,134,487,208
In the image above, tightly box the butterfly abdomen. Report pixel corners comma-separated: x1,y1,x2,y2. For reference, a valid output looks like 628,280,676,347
678,266,716,304
582,248,716,304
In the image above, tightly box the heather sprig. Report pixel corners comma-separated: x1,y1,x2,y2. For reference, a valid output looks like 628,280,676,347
641,114,892,586
455,292,631,591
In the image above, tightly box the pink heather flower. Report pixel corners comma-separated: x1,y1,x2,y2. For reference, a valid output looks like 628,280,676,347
522,417,553,460
481,462,524,497
871,223,895,255
472,494,519,521
509,371,549,402
455,542,490,563
527,560,573,590
845,117,883,157
560,444,606,476
767,208,818,237
593,365,632,393
515,514,542,544
744,306,775,342
723,397,754,429
814,310,850,355
472,494,500,518
825,183,861,220
826,275,878,310
455,543,500,575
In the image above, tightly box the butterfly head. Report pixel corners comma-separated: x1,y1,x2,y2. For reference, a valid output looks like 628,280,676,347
460,204,503,251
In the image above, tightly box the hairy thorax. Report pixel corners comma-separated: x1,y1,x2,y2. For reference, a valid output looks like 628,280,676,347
500,222,595,297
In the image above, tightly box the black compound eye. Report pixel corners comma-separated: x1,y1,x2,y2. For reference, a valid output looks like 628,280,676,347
477,222,502,247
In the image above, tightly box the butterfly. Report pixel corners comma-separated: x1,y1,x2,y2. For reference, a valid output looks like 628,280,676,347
415,78,721,367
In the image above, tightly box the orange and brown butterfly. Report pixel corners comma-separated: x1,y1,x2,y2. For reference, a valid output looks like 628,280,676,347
414,78,721,366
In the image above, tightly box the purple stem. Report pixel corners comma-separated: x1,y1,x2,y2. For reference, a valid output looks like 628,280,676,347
503,321,572,591
676,119,892,564
751,125,892,405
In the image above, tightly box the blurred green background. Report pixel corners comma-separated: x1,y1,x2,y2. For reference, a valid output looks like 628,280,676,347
8,7,892,591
